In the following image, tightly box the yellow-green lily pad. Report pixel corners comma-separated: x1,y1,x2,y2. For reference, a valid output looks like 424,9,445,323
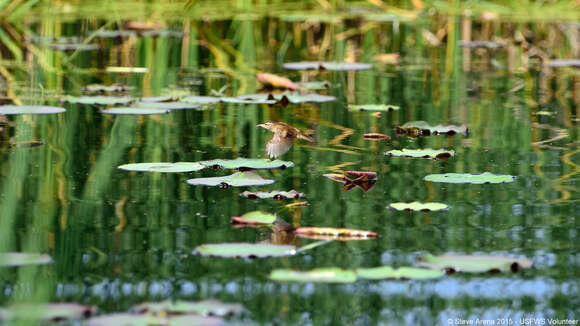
130,299,243,316
387,202,449,212
237,92,335,104
417,254,534,273
101,107,170,115
424,172,516,184
61,95,134,105
231,211,277,225
347,104,400,112
0,105,66,115
0,303,96,322
270,268,357,283
194,243,297,258
199,158,294,171
356,266,445,280
283,61,372,71
134,102,203,110
0,253,52,267
186,172,274,188
118,162,205,173
87,313,223,326
385,148,456,160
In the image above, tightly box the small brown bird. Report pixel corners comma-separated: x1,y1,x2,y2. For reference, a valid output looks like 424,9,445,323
257,121,313,158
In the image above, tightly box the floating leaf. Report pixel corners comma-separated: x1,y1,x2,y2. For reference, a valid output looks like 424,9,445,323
240,190,305,200
298,81,331,90
106,67,149,73
49,43,100,51
140,96,176,103
101,107,170,115
347,104,400,112
356,266,445,280
387,202,449,212
118,162,205,173
194,243,297,258
81,84,133,93
130,299,243,316
0,253,52,267
61,96,134,105
323,171,377,192
87,313,223,326
363,133,390,140
134,102,203,110
283,61,372,71
181,95,222,105
545,59,580,68
373,53,401,64
238,92,335,104
395,121,468,136
385,148,456,160
424,172,516,184
0,303,96,321
94,30,138,38
231,211,277,225
186,172,274,188
295,227,377,241
269,268,357,283
219,96,277,105
0,105,66,115
199,158,293,171
458,41,506,48
417,254,534,273
257,73,297,90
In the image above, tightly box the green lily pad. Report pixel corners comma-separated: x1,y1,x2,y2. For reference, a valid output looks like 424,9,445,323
231,211,277,225
181,95,222,104
140,96,176,103
237,92,335,104
0,105,66,115
417,254,534,273
87,313,223,326
295,227,378,241
0,253,52,267
199,158,294,171
94,30,138,38
101,107,170,115
298,81,331,90
356,266,445,280
283,61,372,71
194,243,297,258
240,190,305,200
81,84,133,93
0,303,96,321
395,121,468,136
186,172,275,188
347,104,400,112
61,96,134,105
118,162,205,173
221,96,278,104
424,172,516,184
387,202,449,212
49,43,100,51
385,149,456,160
134,102,203,110
269,268,357,283
130,299,243,316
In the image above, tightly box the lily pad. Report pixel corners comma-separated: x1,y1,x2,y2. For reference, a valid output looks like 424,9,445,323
118,162,205,173
363,133,390,140
395,121,468,136
0,253,52,267
240,190,305,200
545,59,580,68
220,96,277,105
283,61,372,71
87,313,223,326
181,95,222,105
130,299,243,316
134,102,203,110
347,104,400,112
49,43,100,51
0,303,96,321
458,41,506,48
269,268,357,283
61,96,134,105
101,107,170,115
199,158,294,171
257,73,297,90
0,105,66,115
356,266,445,280
298,81,331,90
194,243,297,258
140,96,176,103
385,148,456,160
295,227,377,240
424,172,516,184
186,172,274,188
417,254,534,273
238,92,335,104
387,202,449,212
231,211,277,225
81,84,133,93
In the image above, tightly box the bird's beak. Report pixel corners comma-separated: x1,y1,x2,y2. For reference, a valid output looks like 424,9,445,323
256,123,265,128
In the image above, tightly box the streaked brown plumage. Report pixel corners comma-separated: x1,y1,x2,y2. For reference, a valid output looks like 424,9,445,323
257,121,313,158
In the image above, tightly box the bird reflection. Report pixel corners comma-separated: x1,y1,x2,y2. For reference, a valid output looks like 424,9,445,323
257,121,313,158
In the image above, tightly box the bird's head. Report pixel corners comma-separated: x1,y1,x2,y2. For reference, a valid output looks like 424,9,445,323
257,121,278,132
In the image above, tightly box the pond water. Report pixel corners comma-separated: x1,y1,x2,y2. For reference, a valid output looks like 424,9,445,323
0,3,578,325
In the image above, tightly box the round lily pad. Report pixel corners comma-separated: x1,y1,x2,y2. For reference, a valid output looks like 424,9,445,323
194,243,297,258
424,172,516,184
395,121,468,136
0,303,96,321
269,268,357,283
387,202,449,212
130,299,243,316
240,190,304,200
186,172,275,188
181,96,222,105
118,162,205,173
0,105,66,115
385,149,456,160
356,266,445,280
134,102,203,110
363,133,390,140
61,96,134,105
295,227,378,241
139,96,176,103
199,158,294,171
101,107,170,115
283,61,372,71
417,254,534,273
238,92,335,104
82,84,133,93
87,313,223,326
347,104,400,112
231,211,277,225
0,253,52,267
298,81,331,90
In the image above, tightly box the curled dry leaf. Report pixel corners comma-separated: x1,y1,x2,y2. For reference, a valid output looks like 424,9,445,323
257,73,297,90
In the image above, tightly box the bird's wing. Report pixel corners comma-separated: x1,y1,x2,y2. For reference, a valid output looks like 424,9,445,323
265,135,294,158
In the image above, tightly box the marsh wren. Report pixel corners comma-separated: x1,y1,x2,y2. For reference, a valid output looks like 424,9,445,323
257,121,313,158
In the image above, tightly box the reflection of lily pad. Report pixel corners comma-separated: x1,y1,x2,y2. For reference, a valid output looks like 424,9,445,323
356,266,445,280
283,61,372,71
61,96,134,105
194,243,297,258
418,254,534,273
424,172,516,184
240,190,304,200
295,227,377,240
0,253,52,267
347,104,400,112
134,102,203,110
238,92,336,104
186,172,275,188
101,107,170,115
395,121,468,136
0,303,96,321
130,299,243,316
118,162,205,173
199,158,293,171
87,313,223,326
385,148,456,160
0,105,66,115
387,202,449,212
231,211,277,225
270,268,357,283
323,171,377,193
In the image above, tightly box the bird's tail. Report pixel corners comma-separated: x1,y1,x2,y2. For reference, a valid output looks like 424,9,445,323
297,134,314,142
